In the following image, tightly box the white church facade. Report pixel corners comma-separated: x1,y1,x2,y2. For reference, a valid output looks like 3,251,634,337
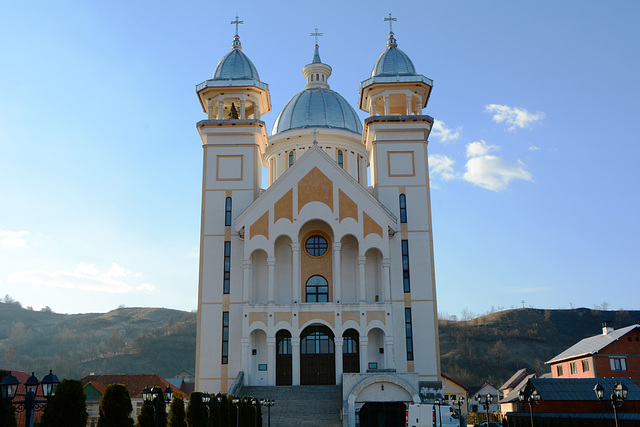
195,19,442,426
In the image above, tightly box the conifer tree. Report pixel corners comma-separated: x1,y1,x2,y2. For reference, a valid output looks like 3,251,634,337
40,379,88,427
97,384,134,427
168,396,187,427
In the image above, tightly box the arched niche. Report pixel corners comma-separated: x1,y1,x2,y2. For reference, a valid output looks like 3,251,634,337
250,249,268,304
340,234,358,303
365,247,383,303
367,327,386,369
250,329,268,386
274,235,293,304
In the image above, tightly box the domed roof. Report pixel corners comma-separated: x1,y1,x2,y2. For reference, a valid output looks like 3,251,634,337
370,33,418,78
272,87,363,135
213,48,260,81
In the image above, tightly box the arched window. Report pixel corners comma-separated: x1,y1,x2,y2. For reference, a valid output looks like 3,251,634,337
337,150,343,168
316,74,319,81
306,275,328,302
311,74,314,81
399,194,407,223
289,151,294,167
225,197,232,226
322,75,325,81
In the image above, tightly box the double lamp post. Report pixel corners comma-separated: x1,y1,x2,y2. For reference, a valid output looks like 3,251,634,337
0,370,60,427
141,385,174,427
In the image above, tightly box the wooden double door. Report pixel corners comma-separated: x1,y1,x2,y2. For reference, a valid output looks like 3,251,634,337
300,326,335,385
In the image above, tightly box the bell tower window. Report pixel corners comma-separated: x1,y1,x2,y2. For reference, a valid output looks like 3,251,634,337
338,150,344,168
289,151,294,167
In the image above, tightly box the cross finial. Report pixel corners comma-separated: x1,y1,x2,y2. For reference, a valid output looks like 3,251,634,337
310,27,323,47
231,15,244,36
384,12,397,34
312,129,319,144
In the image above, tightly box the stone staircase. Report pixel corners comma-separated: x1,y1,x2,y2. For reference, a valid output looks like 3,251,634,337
240,385,343,427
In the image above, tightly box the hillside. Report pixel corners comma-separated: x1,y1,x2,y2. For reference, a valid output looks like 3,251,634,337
1,302,638,388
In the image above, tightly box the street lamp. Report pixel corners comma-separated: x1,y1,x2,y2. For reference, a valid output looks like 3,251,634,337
0,370,60,427
476,393,493,425
434,397,443,427
454,395,465,427
594,381,628,427
519,388,540,427
260,398,274,427
142,385,173,427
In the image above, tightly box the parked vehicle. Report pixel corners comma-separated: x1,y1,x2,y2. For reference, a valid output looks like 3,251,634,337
406,403,465,427
474,423,502,427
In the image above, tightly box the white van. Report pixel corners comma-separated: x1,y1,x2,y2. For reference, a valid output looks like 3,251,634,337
406,403,465,427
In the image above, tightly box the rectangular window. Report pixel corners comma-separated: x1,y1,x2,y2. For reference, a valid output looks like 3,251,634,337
556,365,563,376
402,240,411,292
405,308,414,361
582,359,590,372
221,311,229,364
225,197,232,226
610,357,627,371
223,241,231,294
570,361,577,374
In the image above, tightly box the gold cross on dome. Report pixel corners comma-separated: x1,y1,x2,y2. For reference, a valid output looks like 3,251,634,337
231,15,244,36
310,27,323,46
384,12,397,34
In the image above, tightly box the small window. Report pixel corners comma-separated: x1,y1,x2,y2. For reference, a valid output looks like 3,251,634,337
225,197,232,226
610,357,627,371
405,308,414,360
337,150,343,168
223,241,231,294
570,362,577,374
316,73,319,81
305,275,329,302
305,235,328,256
582,359,590,372
322,75,325,81
399,194,407,223
221,311,229,364
556,365,563,376
402,240,411,292
289,151,294,167
311,74,314,81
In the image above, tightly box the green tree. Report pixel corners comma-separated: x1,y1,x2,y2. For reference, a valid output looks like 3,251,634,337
136,398,167,427
97,384,134,427
168,396,187,427
185,392,208,427
40,379,88,427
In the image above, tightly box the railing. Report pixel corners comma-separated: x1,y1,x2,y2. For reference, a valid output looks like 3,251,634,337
228,371,244,395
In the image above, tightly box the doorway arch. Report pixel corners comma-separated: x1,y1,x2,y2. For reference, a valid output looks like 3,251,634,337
275,330,292,385
300,325,335,385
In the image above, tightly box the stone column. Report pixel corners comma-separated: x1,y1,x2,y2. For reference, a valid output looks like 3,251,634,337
384,97,390,115
334,337,344,385
242,260,251,303
267,257,276,304
359,336,369,373
267,337,276,386
406,96,412,115
291,243,300,303
333,243,342,303
240,101,245,119
254,105,260,120
292,336,301,386
357,256,366,303
371,103,377,116
384,336,395,370
241,337,250,384
381,258,391,302
218,101,224,119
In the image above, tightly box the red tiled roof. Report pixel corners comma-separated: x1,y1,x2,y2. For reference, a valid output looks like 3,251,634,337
79,374,186,398
85,381,107,394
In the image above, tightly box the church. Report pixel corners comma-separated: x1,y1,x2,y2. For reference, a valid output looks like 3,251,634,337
194,16,442,426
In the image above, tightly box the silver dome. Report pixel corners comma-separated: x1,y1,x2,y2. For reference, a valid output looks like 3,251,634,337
213,49,260,81
272,87,363,135
371,42,418,77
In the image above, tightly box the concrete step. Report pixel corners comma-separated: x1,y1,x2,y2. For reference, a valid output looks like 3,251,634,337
240,385,343,427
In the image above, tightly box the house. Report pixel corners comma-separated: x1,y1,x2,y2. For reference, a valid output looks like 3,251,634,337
441,373,469,417
546,322,640,385
81,373,187,425
498,369,537,417
503,377,640,425
469,383,501,413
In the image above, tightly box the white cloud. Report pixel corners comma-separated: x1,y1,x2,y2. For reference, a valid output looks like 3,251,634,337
463,140,533,191
431,120,461,143
429,154,456,181
528,145,540,151
7,263,156,294
0,230,29,248
485,104,545,131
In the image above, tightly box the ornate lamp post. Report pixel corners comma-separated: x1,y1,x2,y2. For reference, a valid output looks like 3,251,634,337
142,385,173,427
518,388,540,427
260,398,274,427
434,397,443,427
594,381,628,427
476,393,493,425
454,395,465,427
0,370,60,427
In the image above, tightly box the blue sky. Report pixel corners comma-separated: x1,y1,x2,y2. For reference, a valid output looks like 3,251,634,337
1,1,638,316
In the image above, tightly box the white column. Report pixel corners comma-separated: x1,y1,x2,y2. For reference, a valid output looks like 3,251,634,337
242,260,251,304
241,337,250,385
384,97,390,115
359,336,369,373
240,101,245,119
292,337,301,386
335,337,344,385
291,243,300,303
207,103,214,119
218,101,224,119
333,243,342,303
267,257,276,304
384,337,395,370
371,103,376,116
254,104,260,120
267,337,276,386
382,258,391,302
406,96,412,115
357,256,366,303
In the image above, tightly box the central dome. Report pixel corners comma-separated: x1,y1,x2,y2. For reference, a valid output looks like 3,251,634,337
272,87,363,135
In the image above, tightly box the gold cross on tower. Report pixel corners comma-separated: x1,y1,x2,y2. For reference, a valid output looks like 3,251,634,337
231,15,244,36
384,12,397,34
